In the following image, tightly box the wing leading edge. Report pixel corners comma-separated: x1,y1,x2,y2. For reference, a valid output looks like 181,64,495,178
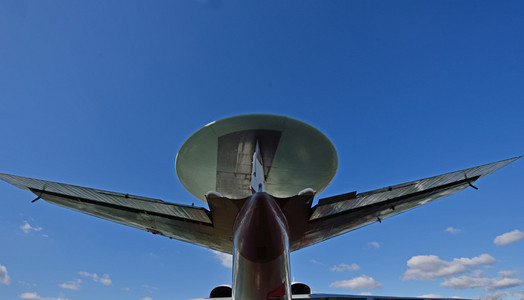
1,157,519,254
292,295,467,300
191,293,469,300
0,173,236,252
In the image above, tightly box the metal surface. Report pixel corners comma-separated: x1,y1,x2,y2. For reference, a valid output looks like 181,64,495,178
0,156,519,254
284,157,520,250
233,192,291,300
192,294,469,300
176,114,338,202
0,173,211,223
310,157,519,220
0,113,519,300
0,173,237,252
289,295,469,300
217,129,280,198
251,141,266,193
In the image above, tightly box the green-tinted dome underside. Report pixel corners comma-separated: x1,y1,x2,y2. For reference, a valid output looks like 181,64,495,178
176,114,338,202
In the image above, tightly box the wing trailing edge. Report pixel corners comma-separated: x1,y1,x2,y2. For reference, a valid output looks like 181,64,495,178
0,173,236,252
1,156,519,253
191,294,470,300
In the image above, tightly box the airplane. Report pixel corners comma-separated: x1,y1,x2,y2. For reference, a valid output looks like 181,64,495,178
0,113,520,300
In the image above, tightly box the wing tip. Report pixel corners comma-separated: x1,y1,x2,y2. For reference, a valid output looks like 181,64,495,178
476,155,521,179
0,173,33,192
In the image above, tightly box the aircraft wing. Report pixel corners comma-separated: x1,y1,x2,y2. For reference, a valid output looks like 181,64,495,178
293,295,468,300
289,157,520,250
192,294,468,300
0,173,233,252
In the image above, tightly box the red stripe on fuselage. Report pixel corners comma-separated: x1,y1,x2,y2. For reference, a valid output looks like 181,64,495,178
267,282,286,299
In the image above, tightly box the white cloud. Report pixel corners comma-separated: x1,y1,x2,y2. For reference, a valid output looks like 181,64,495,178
441,275,490,289
143,284,159,291
19,292,40,299
20,221,43,234
368,242,380,248
19,292,68,300
445,227,461,235
95,274,111,286
330,263,360,272
494,230,524,246
329,274,382,290
484,291,524,300
0,264,11,285
418,294,442,298
360,291,372,296
499,270,519,278
59,279,81,290
499,270,519,277
78,271,112,286
487,277,524,290
18,281,37,287
310,259,324,265
403,254,495,280
141,297,153,300
441,272,524,291
212,250,232,268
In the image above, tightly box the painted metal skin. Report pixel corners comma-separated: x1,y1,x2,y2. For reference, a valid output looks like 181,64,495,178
0,114,520,300
176,114,338,202
233,192,291,300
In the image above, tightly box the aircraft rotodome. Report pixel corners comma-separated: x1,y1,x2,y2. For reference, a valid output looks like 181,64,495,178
0,114,520,300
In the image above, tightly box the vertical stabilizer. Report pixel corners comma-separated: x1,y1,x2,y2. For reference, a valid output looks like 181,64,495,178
251,141,265,193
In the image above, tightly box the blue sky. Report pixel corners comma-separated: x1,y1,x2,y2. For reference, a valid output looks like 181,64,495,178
1,1,523,299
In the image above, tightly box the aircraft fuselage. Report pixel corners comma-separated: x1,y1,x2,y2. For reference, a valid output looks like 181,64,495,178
1,114,518,300
233,192,291,300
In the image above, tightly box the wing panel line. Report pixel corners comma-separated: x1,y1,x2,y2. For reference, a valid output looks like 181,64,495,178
29,188,213,226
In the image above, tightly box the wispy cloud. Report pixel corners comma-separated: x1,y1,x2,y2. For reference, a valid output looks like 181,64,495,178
441,270,524,291
403,254,495,280
330,263,360,272
494,230,524,246
368,242,380,248
484,291,524,300
141,297,153,300
329,274,382,290
212,250,232,268
418,294,442,298
78,271,112,286
310,259,324,265
59,279,81,290
19,292,68,300
0,264,11,285
20,292,40,299
142,284,159,291
18,281,37,287
445,227,461,235
498,270,519,277
20,221,42,234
